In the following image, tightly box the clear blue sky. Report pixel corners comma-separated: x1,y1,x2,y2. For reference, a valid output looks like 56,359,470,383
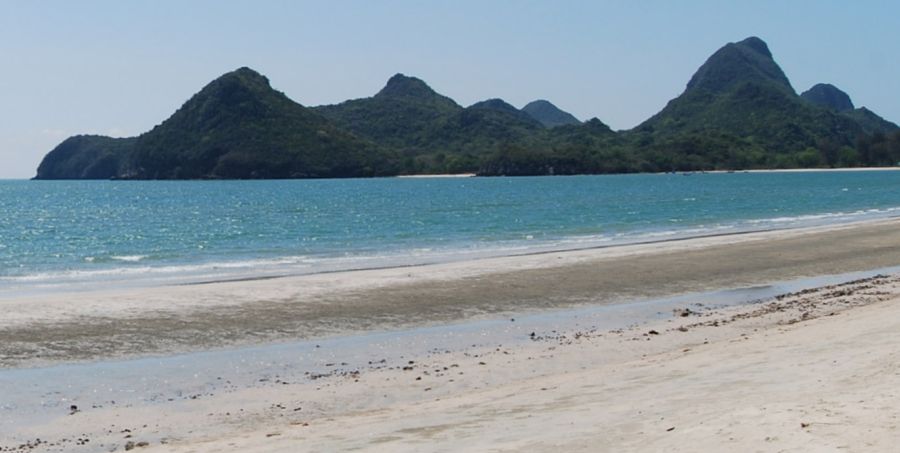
2,0,898,178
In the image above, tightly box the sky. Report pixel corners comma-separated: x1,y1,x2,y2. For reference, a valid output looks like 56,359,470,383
2,0,899,178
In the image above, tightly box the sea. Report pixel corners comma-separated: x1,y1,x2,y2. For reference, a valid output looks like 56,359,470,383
2,171,900,298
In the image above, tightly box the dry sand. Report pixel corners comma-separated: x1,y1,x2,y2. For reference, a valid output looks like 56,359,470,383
3,219,900,452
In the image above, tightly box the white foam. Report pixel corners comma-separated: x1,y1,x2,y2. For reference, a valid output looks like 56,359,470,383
745,206,900,226
110,255,147,262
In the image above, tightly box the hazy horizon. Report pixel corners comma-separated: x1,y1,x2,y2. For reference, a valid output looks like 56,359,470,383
2,1,899,179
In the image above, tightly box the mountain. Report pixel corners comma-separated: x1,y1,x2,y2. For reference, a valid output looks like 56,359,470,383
34,38,900,179
36,68,396,179
423,99,544,153
469,98,539,124
35,135,136,180
842,107,899,136
801,83,854,112
315,74,462,151
316,79,547,173
315,78,545,152
684,37,793,94
631,36,888,169
800,83,898,135
478,117,621,176
550,117,615,142
522,100,581,127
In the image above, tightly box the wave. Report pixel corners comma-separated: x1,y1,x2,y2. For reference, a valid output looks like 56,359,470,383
84,255,150,264
744,206,900,226
110,255,148,262
0,260,314,300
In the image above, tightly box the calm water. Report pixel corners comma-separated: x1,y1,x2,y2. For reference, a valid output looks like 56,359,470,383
1,172,899,297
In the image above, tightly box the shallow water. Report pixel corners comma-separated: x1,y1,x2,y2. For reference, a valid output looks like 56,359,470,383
3,172,900,297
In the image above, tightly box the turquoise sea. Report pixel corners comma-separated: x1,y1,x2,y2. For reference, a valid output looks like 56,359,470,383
2,171,899,297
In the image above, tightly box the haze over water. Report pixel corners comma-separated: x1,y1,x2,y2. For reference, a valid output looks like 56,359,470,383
2,171,900,297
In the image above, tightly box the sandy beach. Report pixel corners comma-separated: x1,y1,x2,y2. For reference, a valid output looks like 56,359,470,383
136,273,900,453
3,219,900,451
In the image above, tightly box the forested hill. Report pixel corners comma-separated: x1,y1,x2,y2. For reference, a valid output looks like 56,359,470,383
621,37,895,170
36,68,399,179
522,100,581,127
35,37,900,179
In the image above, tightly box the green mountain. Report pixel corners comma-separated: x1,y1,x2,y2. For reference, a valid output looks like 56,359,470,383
522,100,581,127
35,135,136,180
478,117,623,176
481,36,898,175
424,99,544,152
800,83,854,112
842,107,899,136
684,37,793,94
630,37,884,169
469,98,540,124
549,117,616,145
315,79,547,173
800,83,898,135
36,68,396,179
314,74,462,151
34,37,900,179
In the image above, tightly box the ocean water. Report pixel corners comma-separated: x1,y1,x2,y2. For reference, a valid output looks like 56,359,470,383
1,171,899,297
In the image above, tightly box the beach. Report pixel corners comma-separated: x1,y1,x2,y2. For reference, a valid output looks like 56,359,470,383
5,2,900,451
3,218,900,451
142,273,900,453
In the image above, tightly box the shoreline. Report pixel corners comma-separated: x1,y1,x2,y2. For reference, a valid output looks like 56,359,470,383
705,166,900,174
3,218,900,369
0,219,781,302
14,166,900,182
393,173,476,178
741,166,900,173
0,225,814,301
139,227,784,290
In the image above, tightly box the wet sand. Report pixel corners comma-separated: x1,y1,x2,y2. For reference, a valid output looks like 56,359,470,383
4,270,900,451
2,219,900,367
151,275,900,453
